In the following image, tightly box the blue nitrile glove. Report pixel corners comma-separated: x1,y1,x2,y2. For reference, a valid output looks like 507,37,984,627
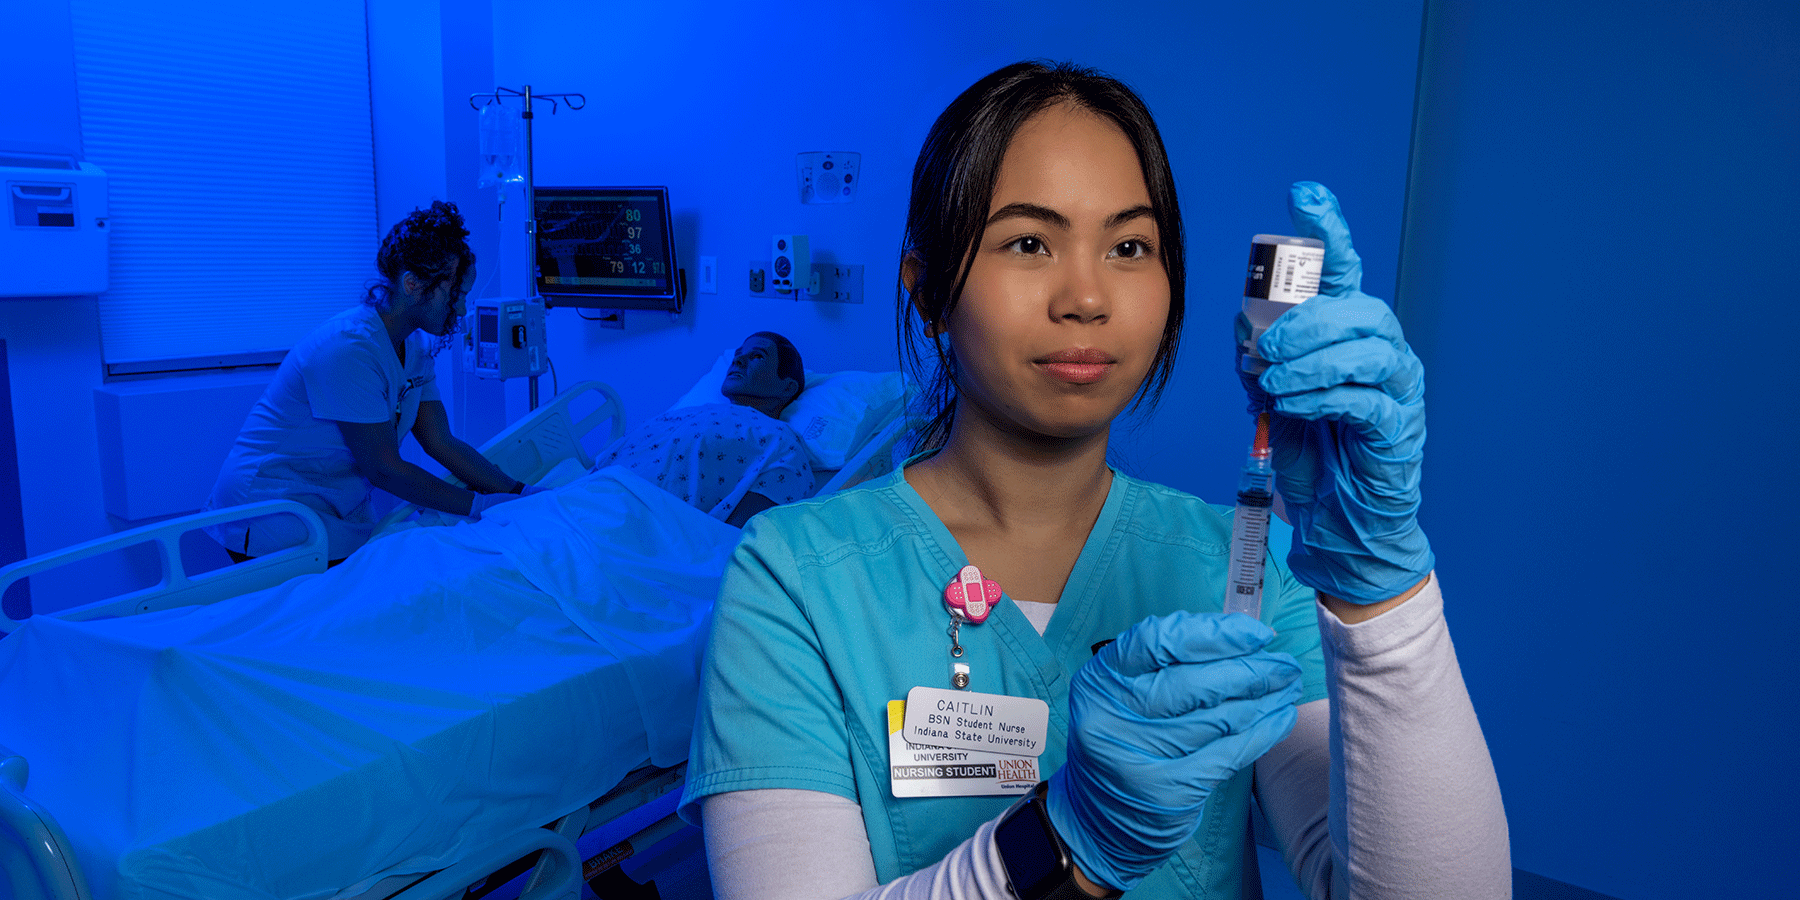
520,483,550,496
1045,612,1303,892
1235,181,1435,603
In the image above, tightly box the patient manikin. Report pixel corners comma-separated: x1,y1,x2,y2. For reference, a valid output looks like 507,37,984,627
589,332,815,526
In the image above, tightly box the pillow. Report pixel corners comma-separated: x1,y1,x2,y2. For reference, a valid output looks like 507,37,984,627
669,349,905,469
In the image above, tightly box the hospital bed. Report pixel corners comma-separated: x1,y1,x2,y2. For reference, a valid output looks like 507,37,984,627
0,372,909,900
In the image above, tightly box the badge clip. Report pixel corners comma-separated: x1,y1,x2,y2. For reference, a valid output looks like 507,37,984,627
944,564,1001,624
943,564,1002,690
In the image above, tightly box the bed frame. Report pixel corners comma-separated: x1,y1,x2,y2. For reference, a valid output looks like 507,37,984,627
0,376,903,900
0,382,625,631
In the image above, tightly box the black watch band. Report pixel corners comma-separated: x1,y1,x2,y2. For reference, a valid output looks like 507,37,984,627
994,782,1119,900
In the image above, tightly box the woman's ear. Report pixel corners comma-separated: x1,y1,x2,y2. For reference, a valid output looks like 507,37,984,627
901,253,944,338
399,270,424,302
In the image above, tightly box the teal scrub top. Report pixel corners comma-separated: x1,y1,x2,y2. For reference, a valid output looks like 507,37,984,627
683,466,1327,899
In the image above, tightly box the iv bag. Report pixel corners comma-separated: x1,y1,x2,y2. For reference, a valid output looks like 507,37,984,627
477,101,525,188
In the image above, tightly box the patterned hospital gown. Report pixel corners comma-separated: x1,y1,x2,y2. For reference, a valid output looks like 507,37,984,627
592,403,814,522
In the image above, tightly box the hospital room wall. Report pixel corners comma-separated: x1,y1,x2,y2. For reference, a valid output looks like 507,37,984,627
0,0,1420,607
0,0,147,607
1398,1,1798,897
468,0,1424,483
0,0,496,613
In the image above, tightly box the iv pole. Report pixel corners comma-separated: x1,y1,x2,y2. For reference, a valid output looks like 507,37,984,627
469,85,585,410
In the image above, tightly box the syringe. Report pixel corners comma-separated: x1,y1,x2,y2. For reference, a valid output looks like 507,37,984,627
1224,413,1275,619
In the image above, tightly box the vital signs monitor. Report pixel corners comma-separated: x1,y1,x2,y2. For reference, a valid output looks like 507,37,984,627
533,186,682,311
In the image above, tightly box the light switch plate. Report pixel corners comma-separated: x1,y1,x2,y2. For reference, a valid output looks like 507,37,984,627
699,256,717,293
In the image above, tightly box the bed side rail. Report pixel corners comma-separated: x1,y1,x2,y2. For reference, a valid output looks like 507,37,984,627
484,381,626,481
372,381,625,535
816,413,907,495
385,825,581,900
0,743,94,900
0,500,326,631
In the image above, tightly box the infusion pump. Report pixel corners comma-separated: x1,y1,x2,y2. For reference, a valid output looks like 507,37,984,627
464,297,547,380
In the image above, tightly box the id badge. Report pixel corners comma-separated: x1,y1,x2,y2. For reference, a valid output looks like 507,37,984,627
901,686,1050,756
888,700,1039,798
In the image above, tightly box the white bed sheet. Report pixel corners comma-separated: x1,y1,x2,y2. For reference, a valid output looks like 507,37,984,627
0,468,737,900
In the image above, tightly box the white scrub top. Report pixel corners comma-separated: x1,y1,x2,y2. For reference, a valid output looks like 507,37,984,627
206,304,441,558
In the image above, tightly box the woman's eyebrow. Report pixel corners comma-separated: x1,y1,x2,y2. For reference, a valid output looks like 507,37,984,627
987,202,1069,229
985,202,1154,231
1106,205,1154,230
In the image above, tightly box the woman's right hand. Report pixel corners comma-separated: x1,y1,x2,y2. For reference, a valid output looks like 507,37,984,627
1045,612,1302,892
469,490,522,518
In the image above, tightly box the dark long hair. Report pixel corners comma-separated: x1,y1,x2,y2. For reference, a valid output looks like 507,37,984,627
896,60,1186,452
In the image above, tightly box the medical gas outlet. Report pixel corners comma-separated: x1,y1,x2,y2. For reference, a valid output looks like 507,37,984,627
466,297,548,380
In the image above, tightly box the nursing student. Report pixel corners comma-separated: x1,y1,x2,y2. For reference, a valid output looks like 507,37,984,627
681,62,1510,899
206,201,531,564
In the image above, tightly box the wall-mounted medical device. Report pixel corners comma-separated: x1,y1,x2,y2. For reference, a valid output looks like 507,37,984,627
533,186,683,312
1,154,109,297
796,151,860,204
771,233,812,294
465,296,547,380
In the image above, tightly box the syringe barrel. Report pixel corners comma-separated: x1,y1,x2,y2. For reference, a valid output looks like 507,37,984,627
1224,499,1272,618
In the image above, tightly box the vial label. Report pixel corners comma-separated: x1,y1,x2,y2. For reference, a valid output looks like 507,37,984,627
1244,241,1324,305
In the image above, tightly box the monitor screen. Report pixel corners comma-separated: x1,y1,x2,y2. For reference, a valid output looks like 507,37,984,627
533,186,681,311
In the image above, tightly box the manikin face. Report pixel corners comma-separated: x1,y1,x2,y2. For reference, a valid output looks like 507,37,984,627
721,336,797,408
939,103,1170,444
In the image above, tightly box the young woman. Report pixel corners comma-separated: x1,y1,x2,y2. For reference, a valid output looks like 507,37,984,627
205,201,532,563
681,62,1509,899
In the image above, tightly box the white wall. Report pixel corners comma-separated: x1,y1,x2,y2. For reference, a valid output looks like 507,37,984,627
1,0,155,611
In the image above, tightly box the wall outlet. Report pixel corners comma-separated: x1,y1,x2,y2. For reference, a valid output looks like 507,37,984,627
748,267,765,293
745,261,862,303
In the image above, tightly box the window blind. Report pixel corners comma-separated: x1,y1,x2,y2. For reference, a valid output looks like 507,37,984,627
70,1,377,374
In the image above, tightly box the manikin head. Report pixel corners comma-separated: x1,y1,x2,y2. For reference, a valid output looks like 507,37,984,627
721,331,804,417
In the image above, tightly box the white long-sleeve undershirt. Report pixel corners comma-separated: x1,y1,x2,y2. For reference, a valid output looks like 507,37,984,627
698,574,1509,900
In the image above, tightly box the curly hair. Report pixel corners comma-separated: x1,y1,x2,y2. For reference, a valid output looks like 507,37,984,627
363,200,475,315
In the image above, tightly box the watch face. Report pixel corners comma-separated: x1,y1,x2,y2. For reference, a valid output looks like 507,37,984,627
995,799,1066,899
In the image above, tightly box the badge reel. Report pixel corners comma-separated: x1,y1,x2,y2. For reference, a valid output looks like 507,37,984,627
944,564,1001,690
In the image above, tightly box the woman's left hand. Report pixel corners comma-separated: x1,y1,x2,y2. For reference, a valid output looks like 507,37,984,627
1237,182,1434,604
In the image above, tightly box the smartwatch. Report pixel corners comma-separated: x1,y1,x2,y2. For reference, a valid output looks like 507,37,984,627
994,782,1121,900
